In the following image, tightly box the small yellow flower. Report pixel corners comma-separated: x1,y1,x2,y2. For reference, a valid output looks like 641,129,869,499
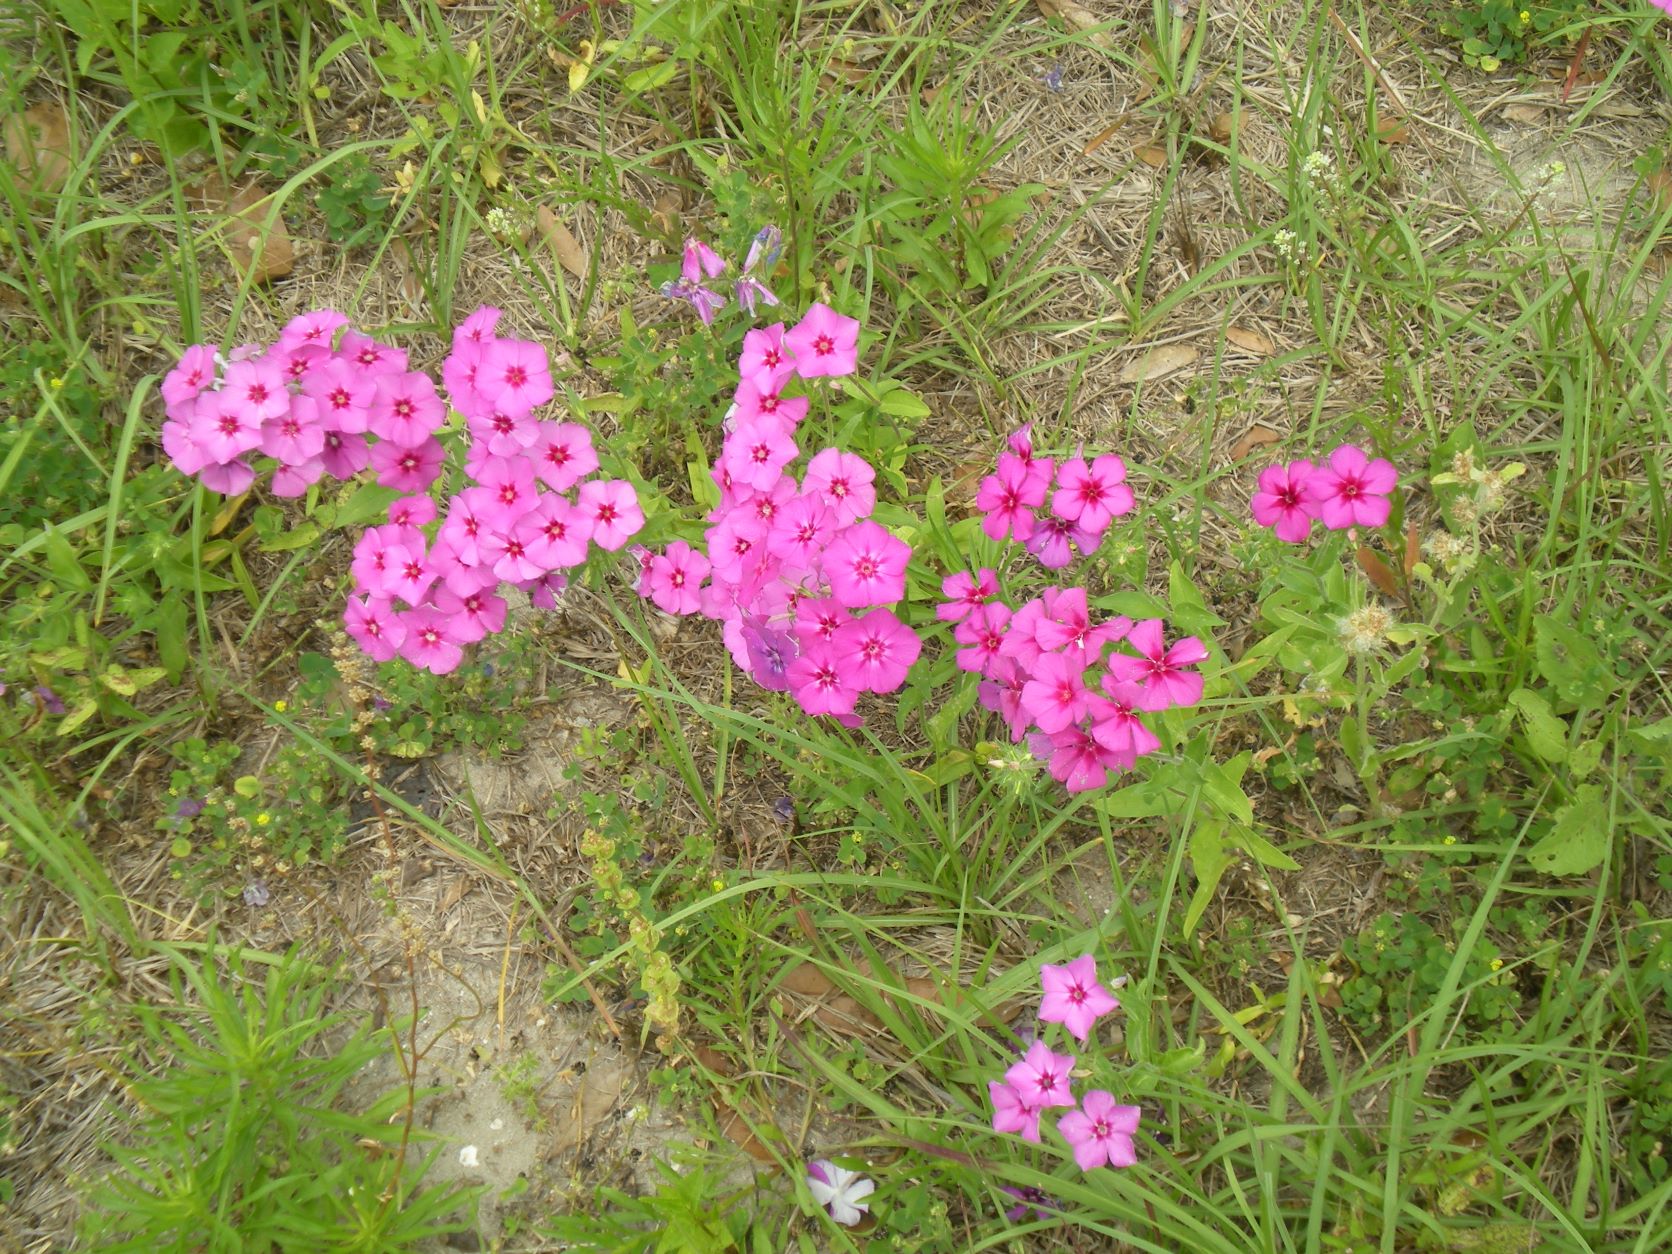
48,377,63,390
1490,958,1504,971
1519,10,1530,23
710,878,725,893
274,699,288,713
255,812,271,827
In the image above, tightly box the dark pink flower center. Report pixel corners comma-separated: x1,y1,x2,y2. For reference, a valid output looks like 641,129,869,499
813,334,834,356
504,366,527,388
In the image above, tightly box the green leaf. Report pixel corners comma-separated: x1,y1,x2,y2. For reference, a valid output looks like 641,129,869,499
259,521,322,552
233,775,261,799
155,591,188,679
1199,755,1254,825
1183,819,1232,935
57,699,98,737
1532,616,1608,708
1508,688,1568,763
876,383,931,420
1098,776,1171,819
1168,560,1227,637
623,57,680,94
1568,739,1603,779
41,525,91,591
98,666,139,696
1231,823,1301,871
170,836,193,859
1526,784,1609,876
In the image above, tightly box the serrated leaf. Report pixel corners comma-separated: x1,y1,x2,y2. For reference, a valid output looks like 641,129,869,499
1526,784,1609,876
1508,688,1568,764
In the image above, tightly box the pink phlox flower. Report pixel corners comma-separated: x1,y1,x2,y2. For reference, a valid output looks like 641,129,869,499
367,370,445,446
738,477,797,530
521,570,569,609
1033,724,1114,793
683,237,726,280
998,595,1051,670
999,1186,1059,1223
705,513,768,585
1057,1091,1140,1171
742,617,798,692
187,390,265,464
370,435,445,493
803,449,877,525
523,493,593,570
1303,444,1397,530
382,540,438,608
723,416,799,491
1019,651,1091,734
389,494,438,529
767,492,838,570
398,605,468,675
988,1080,1043,1143
161,345,218,414
1251,459,1319,543
976,452,1050,542
277,309,348,355
1087,679,1163,764
1106,619,1207,709
302,359,376,433
833,608,921,693
161,417,209,476
220,356,290,425
259,394,327,465
977,656,1028,739
480,525,545,584
475,455,541,526
646,541,710,616
318,428,369,479
476,338,554,416
433,585,508,644
824,520,910,608
452,305,502,350
628,544,655,596
1052,454,1134,532
438,486,497,567
784,302,860,378
338,330,409,378
1007,424,1036,464
468,407,540,457
344,594,406,662
953,601,1012,676
270,457,325,498
792,596,852,648
198,458,255,497
738,322,796,390
937,568,998,622
804,1159,874,1228
441,341,489,419
576,478,643,550
732,376,809,428
274,340,327,387
432,536,500,598
1003,1041,1077,1110
1038,954,1121,1042
786,640,861,717
1024,511,1101,569
529,420,599,492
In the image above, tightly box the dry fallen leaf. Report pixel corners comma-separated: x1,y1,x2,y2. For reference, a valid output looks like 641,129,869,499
196,178,293,284
1118,343,1197,384
1227,424,1281,461
3,100,71,193
1374,117,1410,145
1082,114,1128,157
1209,111,1235,145
1646,169,1672,214
1501,102,1546,125
1403,523,1421,578
535,204,589,279
1225,325,1276,356
1035,0,1113,50
649,188,682,238
1356,546,1401,596
690,1045,779,1162
1133,142,1168,169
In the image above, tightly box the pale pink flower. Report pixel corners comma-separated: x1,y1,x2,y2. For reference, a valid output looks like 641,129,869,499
804,1159,873,1227
739,323,795,389
187,391,265,464
270,457,324,498
1019,652,1090,735
339,330,410,377
1037,954,1120,1042
1057,1091,1140,1170
785,641,860,717
1303,444,1397,530
723,416,798,491
522,494,592,570
220,356,290,425
198,458,255,496
259,395,326,465
1003,1041,1076,1110
784,302,860,377
988,1080,1043,1143
161,345,218,414
433,585,507,644
302,359,375,433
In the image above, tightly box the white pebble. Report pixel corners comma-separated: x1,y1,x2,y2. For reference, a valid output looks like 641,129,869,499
458,1145,480,1168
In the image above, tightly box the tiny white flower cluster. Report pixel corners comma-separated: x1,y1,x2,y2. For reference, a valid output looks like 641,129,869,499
1302,150,1341,198
1272,228,1306,264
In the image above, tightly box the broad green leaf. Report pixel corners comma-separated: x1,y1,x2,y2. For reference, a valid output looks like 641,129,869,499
259,521,322,552
1199,756,1254,825
1168,560,1227,636
1508,688,1568,763
1568,739,1603,779
1532,616,1608,708
1184,819,1232,934
41,525,91,590
58,699,98,737
1232,824,1301,871
1526,784,1609,876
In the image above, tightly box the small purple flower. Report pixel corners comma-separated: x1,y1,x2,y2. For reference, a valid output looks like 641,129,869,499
742,618,797,692
1038,63,1064,92
999,1185,1058,1222
735,225,782,315
242,880,271,908
174,797,205,821
35,686,65,716
372,696,394,712
662,237,728,325
772,796,795,825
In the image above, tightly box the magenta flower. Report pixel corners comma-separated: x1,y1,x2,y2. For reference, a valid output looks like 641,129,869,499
318,428,369,479
388,494,438,529
524,494,593,569
161,345,217,413
270,457,324,498
198,458,255,496
792,596,853,648
278,308,348,354
433,585,507,644
803,449,877,525
1051,454,1135,532
832,608,921,693
187,391,265,464
303,360,375,433
1034,724,1113,793
1088,679,1162,765
786,641,861,717
398,606,467,675
476,339,554,415
344,595,406,662
480,527,544,583
1024,512,1102,569
1303,444,1397,530
438,487,495,567
367,371,445,446
1106,619,1207,709
529,420,599,492
684,237,726,279
647,541,710,615
766,493,838,570
988,1080,1043,1143
576,478,644,550
1020,652,1090,735
469,407,541,457
824,521,910,608
1038,955,1120,1042
1003,1041,1076,1110
452,305,502,349
784,302,860,378
1250,459,1318,542
937,568,998,622
220,355,290,425
260,397,326,465
723,416,799,491
953,601,1012,676
339,330,409,378
739,322,796,389
976,453,1051,543
370,435,445,493
161,417,209,475
475,455,539,524
1057,1091,1140,1170
732,376,809,428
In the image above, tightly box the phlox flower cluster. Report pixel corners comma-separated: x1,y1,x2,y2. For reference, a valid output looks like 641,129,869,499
944,433,1207,793
1250,443,1398,542
660,227,782,324
988,955,1141,1177
975,425,1135,569
631,301,907,725
160,308,640,675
